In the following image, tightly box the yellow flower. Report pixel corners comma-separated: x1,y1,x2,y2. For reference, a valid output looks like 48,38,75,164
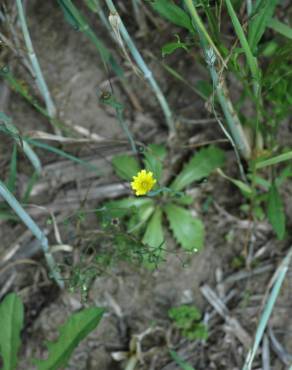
131,169,156,196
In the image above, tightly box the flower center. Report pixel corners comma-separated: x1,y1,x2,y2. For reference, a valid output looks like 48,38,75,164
141,181,148,188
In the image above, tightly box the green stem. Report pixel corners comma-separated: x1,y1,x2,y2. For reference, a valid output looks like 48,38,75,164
15,0,56,119
0,180,64,289
224,0,260,97
125,356,138,370
104,0,175,132
184,0,251,161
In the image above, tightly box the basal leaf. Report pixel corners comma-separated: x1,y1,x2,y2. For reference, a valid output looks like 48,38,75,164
112,154,140,180
143,207,165,248
165,204,204,251
170,146,225,191
142,207,165,267
150,0,194,33
104,197,154,220
267,184,286,240
143,146,166,181
128,201,155,233
148,144,167,159
248,0,279,52
34,307,104,370
0,293,24,370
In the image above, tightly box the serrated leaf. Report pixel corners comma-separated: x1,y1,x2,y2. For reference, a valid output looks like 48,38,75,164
112,154,140,180
34,307,104,370
151,0,194,33
165,204,204,251
0,293,24,370
248,0,279,52
171,146,225,191
267,184,286,240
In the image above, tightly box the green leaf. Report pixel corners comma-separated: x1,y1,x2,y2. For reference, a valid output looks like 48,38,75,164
84,0,99,13
112,154,140,180
150,0,194,33
267,184,285,240
142,207,165,268
57,0,123,77
268,18,292,40
143,207,165,249
171,146,225,191
225,0,259,81
165,204,204,251
162,41,188,57
169,305,201,329
105,197,154,219
217,169,253,197
248,0,279,52
0,111,12,124
194,80,213,99
34,307,104,370
148,144,167,159
0,293,24,370
255,150,292,169
169,350,196,370
175,194,194,206
143,146,166,181
187,322,208,340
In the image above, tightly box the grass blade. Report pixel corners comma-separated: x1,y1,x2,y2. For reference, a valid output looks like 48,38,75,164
248,0,279,51
16,0,56,118
224,0,260,94
0,180,64,288
242,247,292,370
268,18,292,40
105,0,175,132
255,151,292,169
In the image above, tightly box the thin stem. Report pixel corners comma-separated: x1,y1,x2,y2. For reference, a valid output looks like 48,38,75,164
104,0,175,132
0,180,64,289
184,0,251,162
15,0,56,119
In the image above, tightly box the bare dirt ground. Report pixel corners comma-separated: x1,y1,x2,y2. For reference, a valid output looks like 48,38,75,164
0,1,292,370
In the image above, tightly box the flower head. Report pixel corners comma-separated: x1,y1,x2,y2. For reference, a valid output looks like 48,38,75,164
131,169,156,196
